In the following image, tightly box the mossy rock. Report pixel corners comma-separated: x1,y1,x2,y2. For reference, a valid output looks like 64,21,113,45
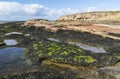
0,42,5,46
27,39,96,66
2,65,83,79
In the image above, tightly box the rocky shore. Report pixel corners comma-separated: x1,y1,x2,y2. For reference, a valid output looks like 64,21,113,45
0,11,120,79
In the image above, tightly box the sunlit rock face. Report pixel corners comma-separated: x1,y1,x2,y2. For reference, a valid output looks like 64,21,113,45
58,11,120,23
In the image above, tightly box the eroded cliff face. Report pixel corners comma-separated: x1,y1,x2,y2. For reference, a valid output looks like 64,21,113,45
58,11,120,24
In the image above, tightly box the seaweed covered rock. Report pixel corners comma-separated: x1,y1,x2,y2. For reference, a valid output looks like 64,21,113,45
0,41,5,46
26,39,120,67
27,39,96,66
2,65,83,79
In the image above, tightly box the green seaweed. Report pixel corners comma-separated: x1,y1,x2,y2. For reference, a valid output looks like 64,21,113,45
73,56,96,63
31,40,96,66
61,51,69,55
0,41,5,46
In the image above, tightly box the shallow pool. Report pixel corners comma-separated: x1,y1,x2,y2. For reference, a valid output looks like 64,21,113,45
4,39,18,46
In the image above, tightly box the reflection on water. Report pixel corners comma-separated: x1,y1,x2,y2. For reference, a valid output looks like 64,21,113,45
4,32,31,37
0,32,39,76
68,42,106,53
0,47,25,65
5,32,23,36
0,22,6,24
24,34,31,37
0,47,39,76
47,38,61,42
47,38,106,53
4,39,18,46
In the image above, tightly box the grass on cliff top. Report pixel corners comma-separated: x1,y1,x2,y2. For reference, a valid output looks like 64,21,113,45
61,11,120,17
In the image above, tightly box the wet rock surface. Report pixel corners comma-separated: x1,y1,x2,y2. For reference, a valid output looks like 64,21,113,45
0,22,120,79
99,66,120,79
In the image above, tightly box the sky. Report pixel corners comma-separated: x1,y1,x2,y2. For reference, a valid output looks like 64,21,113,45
0,0,120,21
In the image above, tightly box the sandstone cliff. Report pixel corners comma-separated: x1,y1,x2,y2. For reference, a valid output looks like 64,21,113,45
58,11,120,24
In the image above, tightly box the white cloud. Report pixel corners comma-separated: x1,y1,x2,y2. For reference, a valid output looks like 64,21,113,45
0,2,81,20
1,2,119,20
0,2,21,15
112,8,120,11
87,7,97,12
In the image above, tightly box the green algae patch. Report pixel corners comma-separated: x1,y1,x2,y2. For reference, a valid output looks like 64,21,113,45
61,51,69,55
0,42,2,44
115,55,120,59
30,39,97,66
73,56,96,63
26,39,120,67
0,41,5,46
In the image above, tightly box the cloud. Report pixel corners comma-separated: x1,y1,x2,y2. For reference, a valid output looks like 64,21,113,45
0,2,81,20
0,2,50,19
112,8,120,11
87,7,97,12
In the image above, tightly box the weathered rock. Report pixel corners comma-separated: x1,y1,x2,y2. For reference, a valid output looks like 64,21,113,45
2,65,83,79
0,20,120,79
58,11,120,24
25,39,120,67
99,66,120,79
